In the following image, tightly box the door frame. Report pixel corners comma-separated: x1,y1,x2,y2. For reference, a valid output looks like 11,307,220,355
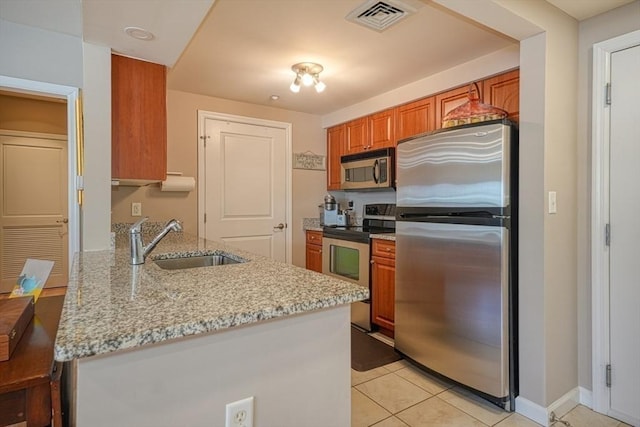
591,29,640,416
0,75,81,273
197,110,292,264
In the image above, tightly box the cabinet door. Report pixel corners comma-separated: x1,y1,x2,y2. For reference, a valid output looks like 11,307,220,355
483,69,519,123
396,97,435,141
111,54,167,181
305,243,323,273
369,108,395,149
326,124,345,190
371,254,395,333
434,85,477,130
345,117,368,154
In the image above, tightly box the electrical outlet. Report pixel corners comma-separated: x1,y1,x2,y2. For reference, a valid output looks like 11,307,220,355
225,396,254,427
131,202,142,217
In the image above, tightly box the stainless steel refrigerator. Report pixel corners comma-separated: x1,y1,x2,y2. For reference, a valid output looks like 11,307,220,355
394,120,518,410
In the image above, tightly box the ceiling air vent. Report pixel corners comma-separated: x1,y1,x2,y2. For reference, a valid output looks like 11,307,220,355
346,0,417,32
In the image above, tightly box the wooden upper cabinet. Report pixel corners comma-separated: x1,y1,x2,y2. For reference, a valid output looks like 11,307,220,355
111,54,167,181
369,108,395,149
434,84,478,130
345,117,368,154
395,96,435,141
327,124,345,190
483,69,520,123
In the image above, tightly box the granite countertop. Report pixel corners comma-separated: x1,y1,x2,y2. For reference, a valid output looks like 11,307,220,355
370,233,396,241
54,233,368,362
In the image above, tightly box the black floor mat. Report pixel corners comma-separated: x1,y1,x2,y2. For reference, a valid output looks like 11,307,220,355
351,326,402,372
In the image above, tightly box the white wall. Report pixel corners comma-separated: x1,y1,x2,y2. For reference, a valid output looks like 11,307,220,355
81,42,112,251
0,18,83,87
76,306,351,427
0,18,112,251
576,0,640,391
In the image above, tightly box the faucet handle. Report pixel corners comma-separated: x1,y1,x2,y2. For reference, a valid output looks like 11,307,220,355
166,218,183,232
130,216,149,234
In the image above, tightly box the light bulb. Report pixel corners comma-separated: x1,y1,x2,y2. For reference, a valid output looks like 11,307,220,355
301,72,314,86
290,75,301,93
313,76,326,93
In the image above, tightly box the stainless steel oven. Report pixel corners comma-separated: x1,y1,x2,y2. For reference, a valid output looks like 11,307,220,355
322,234,371,330
322,203,397,332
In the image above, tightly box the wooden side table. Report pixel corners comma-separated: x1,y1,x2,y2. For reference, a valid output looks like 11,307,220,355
0,296,64,427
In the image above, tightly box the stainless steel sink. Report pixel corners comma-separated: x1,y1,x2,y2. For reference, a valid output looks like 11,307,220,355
153,254,246,270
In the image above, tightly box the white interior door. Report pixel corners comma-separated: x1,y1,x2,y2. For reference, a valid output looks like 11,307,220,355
201,116,288,261
608,44,640,426
0,132,68,292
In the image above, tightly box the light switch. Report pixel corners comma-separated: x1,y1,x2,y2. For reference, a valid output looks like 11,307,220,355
548,191,557,214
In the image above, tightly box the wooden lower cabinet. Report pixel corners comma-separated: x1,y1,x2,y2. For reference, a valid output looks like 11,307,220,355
305,230,323,273
371,239,396,336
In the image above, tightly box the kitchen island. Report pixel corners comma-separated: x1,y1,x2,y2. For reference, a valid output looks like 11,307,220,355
55,232,366,427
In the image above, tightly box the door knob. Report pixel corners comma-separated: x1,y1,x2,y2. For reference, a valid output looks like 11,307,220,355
56,218,69,224
273,223,286,231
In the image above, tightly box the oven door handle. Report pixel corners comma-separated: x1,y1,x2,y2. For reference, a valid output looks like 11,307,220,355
372,159,379,184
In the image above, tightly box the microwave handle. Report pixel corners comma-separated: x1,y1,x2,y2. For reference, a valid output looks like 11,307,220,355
372,159,379,184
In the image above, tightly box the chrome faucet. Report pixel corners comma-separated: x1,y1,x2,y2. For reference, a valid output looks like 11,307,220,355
130,217,183,265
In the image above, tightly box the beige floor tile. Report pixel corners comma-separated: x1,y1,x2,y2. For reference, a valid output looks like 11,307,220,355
396,396,488,426
352,388,392,427
438,387,509,426
371,416,410,427
561,405,622,427
383,359,413,372
352,367,392,386
356,373,432,414
495,413,543,426
394,365,454,395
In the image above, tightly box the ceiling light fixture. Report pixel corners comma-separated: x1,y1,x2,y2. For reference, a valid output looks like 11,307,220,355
290,62,326,93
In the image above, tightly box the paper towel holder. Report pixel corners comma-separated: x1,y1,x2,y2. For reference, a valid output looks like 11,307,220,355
161,172,195,192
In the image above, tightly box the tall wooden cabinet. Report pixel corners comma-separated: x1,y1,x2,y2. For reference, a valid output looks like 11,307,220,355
371,239,396,336
111,54,167,181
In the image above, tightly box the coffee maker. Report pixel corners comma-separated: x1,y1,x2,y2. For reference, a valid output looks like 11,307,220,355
322,194,338,226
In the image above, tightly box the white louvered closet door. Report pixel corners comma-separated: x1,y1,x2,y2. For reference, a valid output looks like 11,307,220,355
0,133,68,292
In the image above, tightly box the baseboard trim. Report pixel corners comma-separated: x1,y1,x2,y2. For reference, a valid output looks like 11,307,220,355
516,396,549,426
579,386,593,408
516,388,580,427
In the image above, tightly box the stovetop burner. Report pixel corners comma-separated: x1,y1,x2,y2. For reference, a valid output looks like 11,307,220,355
323,203,395,243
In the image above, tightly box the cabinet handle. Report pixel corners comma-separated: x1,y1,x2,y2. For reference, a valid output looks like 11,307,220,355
385,247,391,252
319,249,322,254
370,260,375,265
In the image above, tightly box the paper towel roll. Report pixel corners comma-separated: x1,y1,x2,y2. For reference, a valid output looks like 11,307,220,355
161,176,195,192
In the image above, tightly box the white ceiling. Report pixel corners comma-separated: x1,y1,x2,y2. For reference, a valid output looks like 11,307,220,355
0,0,635,115
167,0,517,115
546,0,635,20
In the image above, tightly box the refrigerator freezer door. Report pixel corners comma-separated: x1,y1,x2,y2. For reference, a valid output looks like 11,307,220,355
396,122,511,209
395,221,510,399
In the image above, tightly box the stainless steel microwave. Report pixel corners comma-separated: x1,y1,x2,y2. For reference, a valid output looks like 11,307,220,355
340,148,395,190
